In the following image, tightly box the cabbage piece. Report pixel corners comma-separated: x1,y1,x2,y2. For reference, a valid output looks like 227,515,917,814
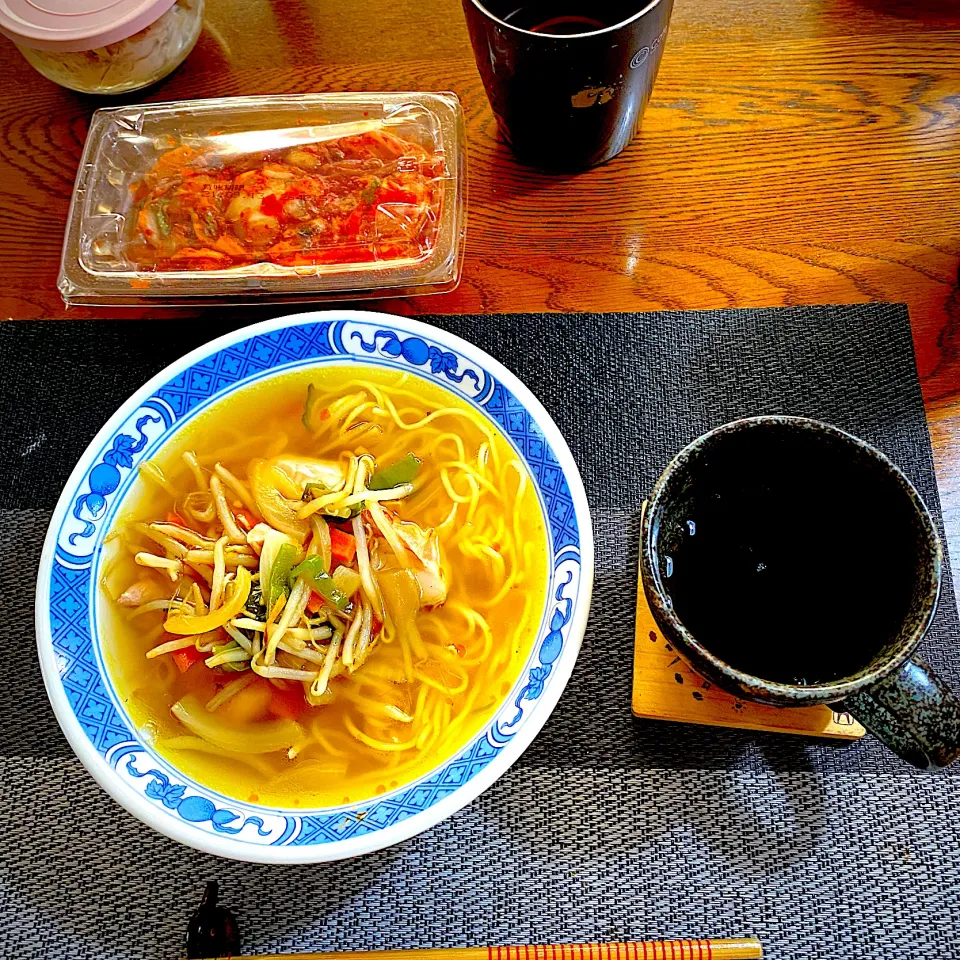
377,513,448,607
249,460,309,540
270,455,345,492
249,456,346,540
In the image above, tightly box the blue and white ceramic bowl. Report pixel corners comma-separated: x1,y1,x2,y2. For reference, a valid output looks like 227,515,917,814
35,311,594,863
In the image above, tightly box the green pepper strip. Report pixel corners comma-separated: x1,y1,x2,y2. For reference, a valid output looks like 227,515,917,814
369,452,421,491
302,383,321,432
155,201,172,238
302,481,329,502
267,542,298,614
291,556,350,611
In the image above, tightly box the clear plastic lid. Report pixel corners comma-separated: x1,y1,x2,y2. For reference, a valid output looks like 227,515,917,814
59,92,466,306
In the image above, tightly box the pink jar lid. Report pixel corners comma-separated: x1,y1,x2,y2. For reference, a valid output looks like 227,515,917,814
0,0,178,52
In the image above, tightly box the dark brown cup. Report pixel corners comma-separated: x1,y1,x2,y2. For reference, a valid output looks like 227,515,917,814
461,0,675,170
640,416,960,769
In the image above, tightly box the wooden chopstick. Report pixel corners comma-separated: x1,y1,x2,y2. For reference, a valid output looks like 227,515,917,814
215,939,763,960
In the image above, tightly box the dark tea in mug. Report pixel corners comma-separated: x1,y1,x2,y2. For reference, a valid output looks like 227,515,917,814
461,0,675,169
500,2,613,33
660,426,923,685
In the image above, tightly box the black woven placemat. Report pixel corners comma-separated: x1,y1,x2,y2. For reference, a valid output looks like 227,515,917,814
2,306,959,960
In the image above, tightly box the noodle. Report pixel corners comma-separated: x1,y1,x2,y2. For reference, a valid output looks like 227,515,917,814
183,451,207,491
214,462,259,516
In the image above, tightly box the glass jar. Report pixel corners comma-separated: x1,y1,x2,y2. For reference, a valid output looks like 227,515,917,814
3,0,204,96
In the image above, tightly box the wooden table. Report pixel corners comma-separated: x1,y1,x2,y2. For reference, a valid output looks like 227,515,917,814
1,0,959,559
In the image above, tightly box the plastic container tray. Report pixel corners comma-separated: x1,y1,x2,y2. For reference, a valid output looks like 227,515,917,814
59,92,465,307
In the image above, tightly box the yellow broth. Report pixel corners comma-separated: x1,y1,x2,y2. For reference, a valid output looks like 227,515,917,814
99,364,549,808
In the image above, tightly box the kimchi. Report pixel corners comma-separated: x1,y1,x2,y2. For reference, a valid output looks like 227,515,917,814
127,129,445,271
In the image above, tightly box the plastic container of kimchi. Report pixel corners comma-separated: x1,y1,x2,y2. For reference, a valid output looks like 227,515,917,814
58,92,466,306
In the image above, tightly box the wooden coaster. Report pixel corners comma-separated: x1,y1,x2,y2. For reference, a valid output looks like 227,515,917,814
632,528,865,740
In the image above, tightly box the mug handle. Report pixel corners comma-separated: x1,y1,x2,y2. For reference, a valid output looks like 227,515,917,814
841,656,960,769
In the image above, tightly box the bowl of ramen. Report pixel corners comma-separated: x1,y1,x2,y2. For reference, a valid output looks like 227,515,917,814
36,311,593,862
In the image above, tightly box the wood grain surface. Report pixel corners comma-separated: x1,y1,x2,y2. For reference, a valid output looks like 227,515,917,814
1,0,959,569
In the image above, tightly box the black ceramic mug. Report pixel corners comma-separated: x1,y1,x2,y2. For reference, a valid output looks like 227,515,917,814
461,0,675,169
639,416,960,769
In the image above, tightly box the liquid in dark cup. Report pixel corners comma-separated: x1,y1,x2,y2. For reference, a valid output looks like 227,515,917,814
501,3,611,33
461,0,675,169
662,426,920,685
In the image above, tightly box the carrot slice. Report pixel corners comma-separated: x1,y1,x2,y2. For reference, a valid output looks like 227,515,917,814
329,527,357,567
234,507,258,532
269,683,305,719
173,646,204,673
